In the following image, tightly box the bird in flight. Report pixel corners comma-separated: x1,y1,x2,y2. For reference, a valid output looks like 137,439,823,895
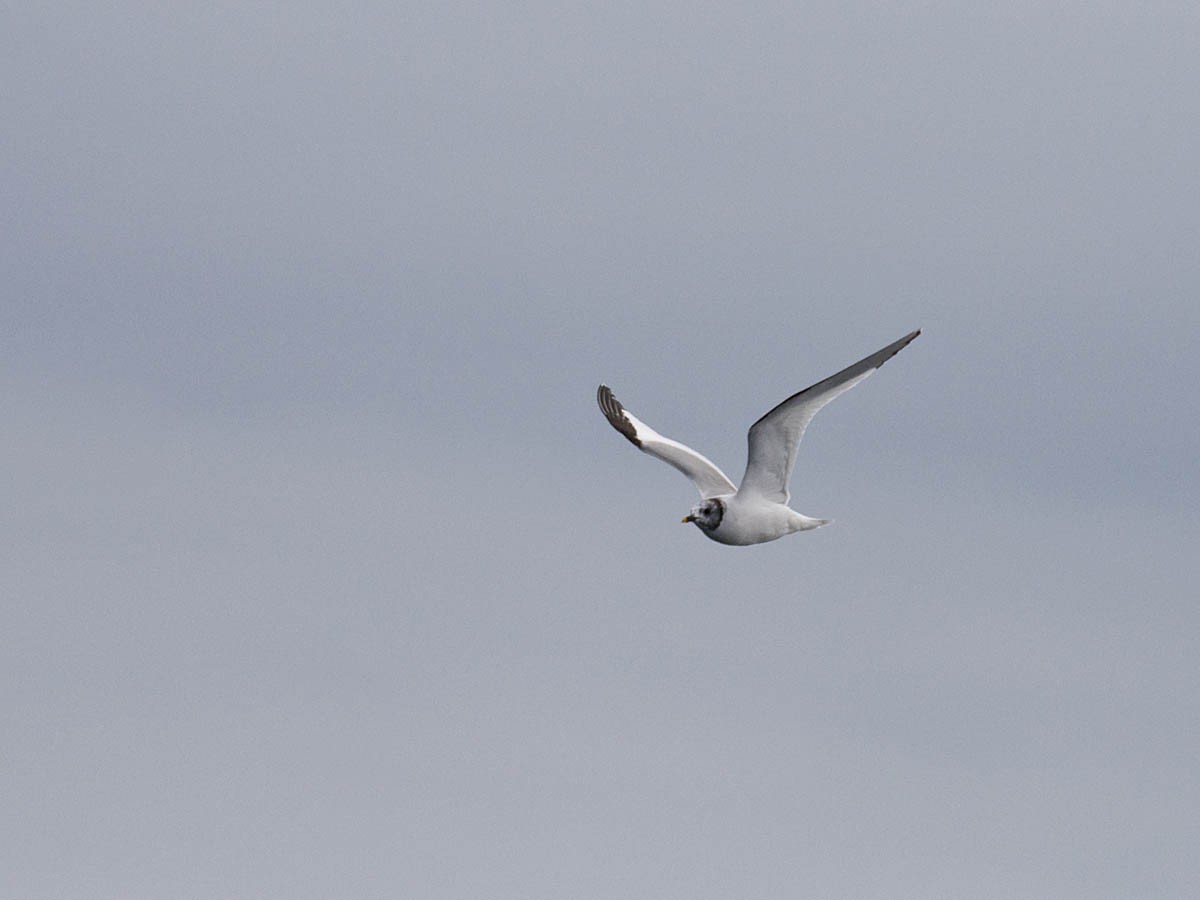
597,330,920,545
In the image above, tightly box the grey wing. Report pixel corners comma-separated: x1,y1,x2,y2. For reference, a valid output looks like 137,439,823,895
597,385,737,499
738,330,920,504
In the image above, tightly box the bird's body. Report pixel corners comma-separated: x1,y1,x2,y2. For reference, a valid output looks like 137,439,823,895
694,495,828,546
597,330,920,546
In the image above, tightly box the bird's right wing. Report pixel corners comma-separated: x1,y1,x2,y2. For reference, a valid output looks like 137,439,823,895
739,330,920,504
597,385,736,499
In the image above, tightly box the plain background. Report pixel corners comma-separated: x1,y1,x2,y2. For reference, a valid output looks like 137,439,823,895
3,3,1198,898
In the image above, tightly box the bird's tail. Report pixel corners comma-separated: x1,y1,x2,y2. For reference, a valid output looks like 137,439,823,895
795,515,831,531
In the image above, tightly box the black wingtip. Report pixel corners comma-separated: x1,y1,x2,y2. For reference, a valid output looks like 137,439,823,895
872,329,921,370
596,384,642,448
889,329,921,350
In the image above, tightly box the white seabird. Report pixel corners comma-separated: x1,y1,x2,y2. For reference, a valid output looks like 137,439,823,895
597,330,920,545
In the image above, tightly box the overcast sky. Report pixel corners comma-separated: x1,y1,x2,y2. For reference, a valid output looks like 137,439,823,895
3,3,1198,898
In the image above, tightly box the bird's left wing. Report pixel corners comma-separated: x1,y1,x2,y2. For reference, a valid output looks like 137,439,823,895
597,385,736,499
739,330,920,504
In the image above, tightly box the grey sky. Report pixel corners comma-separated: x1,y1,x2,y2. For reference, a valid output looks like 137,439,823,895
3,3,1198,898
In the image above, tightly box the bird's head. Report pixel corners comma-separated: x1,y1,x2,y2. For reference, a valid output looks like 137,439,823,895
682,498,725,532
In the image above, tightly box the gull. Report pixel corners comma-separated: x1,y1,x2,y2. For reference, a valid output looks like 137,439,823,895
597,330,920,545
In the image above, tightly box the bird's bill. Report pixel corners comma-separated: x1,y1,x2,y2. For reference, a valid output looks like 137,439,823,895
681,514,694,523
